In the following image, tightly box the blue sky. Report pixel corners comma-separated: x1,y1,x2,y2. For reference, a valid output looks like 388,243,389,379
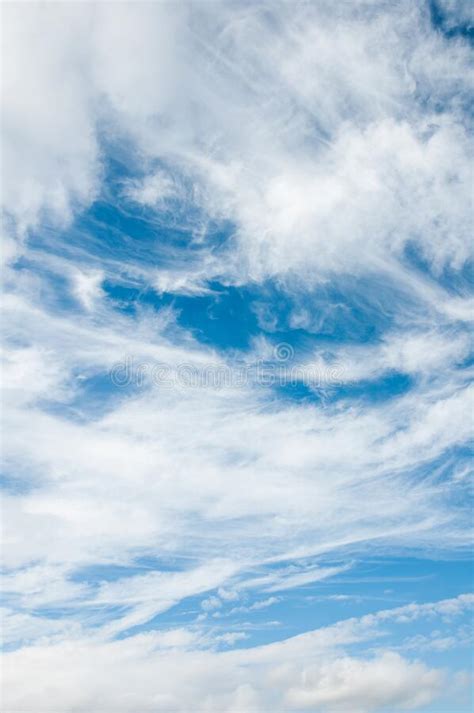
1,1,473,711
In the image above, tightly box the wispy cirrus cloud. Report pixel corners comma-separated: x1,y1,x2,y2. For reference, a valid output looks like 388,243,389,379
1,1,472,711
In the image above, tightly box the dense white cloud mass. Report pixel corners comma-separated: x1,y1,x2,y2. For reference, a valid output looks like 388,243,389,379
3,595,473,712
1,1,473,711
4,1,473,276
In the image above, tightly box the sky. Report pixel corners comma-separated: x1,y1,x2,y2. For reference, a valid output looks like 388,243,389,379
1,1,473,711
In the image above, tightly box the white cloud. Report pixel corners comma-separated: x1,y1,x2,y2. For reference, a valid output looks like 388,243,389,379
1,3,99,235
153,270,213,296
196,119,472,282
284,652,442,712
214,631,249,646
244,565,353,594
71,269,104,311
299,328,471,388
3,594,472,713
0,252,471,659
3,2,472,287
1,278,472,628
123,171,178,207
201,595,223,612
1,3,472,710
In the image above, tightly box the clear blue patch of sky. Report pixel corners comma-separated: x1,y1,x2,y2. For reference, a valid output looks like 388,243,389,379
117,556,473,650
323,371,414,404
102,273,420,355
